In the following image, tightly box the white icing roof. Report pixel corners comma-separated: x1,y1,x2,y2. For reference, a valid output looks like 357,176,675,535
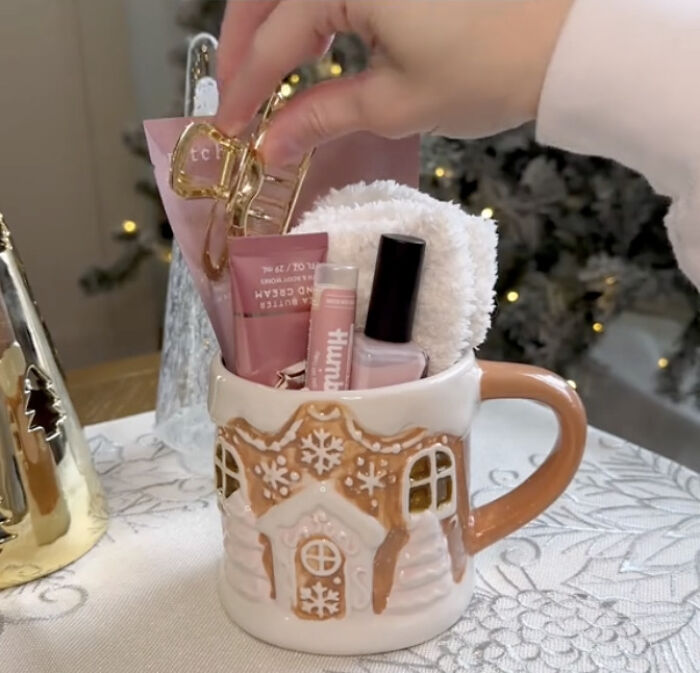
257,481,386,549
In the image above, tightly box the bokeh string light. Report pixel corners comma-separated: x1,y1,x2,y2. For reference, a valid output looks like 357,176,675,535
121,220,138,235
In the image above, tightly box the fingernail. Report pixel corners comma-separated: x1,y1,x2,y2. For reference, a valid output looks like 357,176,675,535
262,136,304,168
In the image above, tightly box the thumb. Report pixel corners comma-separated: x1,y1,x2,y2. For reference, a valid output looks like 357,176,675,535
261,71,411,166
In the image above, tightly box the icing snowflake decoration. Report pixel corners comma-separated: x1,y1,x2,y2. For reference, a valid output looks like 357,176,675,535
300,581,340,618
300,429,344,475
254,456,291,496
356,462,386,497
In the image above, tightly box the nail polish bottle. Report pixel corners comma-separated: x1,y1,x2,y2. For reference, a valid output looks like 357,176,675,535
350,234,428,390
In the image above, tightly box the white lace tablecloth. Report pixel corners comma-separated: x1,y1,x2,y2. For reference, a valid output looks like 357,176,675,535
3,401,699,672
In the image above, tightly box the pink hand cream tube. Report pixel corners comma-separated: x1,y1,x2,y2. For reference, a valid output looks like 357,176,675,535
306,264,358,391
228,233,328,388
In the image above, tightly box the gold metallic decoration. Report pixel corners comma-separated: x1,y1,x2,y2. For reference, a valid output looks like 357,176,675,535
201,200,231,280
0,214,107,589
170,89,313,239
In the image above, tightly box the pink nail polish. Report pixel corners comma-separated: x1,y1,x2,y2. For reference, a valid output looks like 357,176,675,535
264,134,303,168
350,234,428,390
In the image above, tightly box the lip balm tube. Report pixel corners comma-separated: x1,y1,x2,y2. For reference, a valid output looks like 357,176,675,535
306,264,358,391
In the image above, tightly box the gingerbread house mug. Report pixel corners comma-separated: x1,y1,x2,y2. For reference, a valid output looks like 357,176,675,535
208,352,586,655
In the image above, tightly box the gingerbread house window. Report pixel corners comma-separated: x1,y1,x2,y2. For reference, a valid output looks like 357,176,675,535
300,539,342,577
406,447,456,518
215,442,241,499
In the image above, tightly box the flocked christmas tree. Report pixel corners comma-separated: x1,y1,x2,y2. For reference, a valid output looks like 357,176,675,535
95,1,699,405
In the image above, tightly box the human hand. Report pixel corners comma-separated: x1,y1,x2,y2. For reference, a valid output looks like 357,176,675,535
215,0,573,165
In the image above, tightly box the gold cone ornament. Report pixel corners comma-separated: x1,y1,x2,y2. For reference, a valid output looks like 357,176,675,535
0,214,107,589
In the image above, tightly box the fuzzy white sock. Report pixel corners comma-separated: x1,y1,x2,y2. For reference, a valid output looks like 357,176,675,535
294,180,498,374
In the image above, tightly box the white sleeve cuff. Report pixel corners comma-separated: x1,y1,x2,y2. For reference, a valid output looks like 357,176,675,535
536,0,700,286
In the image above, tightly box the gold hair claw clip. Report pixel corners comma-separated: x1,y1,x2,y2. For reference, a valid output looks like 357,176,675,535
170,90,312,240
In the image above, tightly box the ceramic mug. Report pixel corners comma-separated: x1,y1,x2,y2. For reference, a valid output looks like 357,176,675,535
208,351,586,655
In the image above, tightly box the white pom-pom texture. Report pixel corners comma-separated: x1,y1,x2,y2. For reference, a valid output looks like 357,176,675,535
294,181,498,374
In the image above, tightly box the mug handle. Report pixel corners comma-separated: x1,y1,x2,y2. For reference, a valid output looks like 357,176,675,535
469,360,587,554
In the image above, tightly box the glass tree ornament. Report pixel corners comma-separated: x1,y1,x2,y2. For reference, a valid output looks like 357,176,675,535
154,33,219,475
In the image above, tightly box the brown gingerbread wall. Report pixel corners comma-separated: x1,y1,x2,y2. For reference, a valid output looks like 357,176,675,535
218,402,472,613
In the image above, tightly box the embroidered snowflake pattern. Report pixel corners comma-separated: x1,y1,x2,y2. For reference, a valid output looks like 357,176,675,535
300,429,344,475
299,581,340,618
254,455,290,494
356,461,386,497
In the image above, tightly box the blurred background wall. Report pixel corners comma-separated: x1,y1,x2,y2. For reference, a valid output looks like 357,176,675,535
0,0,181,368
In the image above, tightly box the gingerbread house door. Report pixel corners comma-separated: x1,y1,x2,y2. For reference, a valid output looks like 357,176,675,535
257,485,387,619
294,536,346,620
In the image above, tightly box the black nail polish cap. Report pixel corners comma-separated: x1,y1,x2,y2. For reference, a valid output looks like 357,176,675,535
364,234,426,343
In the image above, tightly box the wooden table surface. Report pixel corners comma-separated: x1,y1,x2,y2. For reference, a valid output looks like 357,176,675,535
66,352,161,425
